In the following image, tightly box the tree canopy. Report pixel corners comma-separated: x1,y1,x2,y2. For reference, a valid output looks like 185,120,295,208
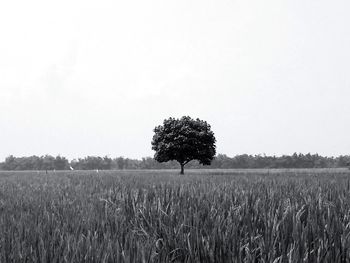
151,116,216,174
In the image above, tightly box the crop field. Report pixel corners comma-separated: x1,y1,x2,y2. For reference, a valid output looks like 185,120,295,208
1,169,350,262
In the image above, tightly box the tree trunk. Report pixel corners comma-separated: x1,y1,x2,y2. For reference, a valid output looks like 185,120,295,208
180,163,184,175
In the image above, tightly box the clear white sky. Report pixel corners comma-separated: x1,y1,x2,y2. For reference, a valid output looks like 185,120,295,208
0,0,349,160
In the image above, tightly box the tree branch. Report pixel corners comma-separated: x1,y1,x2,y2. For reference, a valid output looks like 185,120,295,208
184,160,191,165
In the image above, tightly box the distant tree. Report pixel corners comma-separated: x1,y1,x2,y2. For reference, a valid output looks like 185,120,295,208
3,155,17,170
151,116,216,174
42,155,55,171
54,156,69,170
102,156,112,170
336,155,350,168
116,157,125,170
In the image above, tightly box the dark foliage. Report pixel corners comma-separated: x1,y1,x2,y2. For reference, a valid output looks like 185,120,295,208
151,116,216,174
1,155,69,171
71,156,112,170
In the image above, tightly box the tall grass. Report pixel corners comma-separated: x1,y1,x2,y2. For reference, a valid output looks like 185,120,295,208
0,170,350,262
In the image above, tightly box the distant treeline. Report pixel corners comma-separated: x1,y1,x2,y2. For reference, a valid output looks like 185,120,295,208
0,153,349,171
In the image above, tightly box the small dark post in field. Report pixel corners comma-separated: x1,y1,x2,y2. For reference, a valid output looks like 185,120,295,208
151,116,216,174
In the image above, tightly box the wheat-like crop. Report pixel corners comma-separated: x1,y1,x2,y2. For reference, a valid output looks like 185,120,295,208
0,170,349,262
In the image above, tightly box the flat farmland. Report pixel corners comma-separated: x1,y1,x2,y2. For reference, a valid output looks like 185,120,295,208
1,169,350,262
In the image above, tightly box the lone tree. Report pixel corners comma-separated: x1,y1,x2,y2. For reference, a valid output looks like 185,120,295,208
151,116,216,174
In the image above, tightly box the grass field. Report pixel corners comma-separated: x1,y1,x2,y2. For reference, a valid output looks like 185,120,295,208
1,169,350,262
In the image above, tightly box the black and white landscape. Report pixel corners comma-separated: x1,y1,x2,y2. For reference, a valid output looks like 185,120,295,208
1,0,350,262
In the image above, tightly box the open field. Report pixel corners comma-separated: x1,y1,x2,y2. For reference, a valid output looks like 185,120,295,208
1,169,350,262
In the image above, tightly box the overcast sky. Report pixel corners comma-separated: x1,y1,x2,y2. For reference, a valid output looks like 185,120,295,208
0,0,349,160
